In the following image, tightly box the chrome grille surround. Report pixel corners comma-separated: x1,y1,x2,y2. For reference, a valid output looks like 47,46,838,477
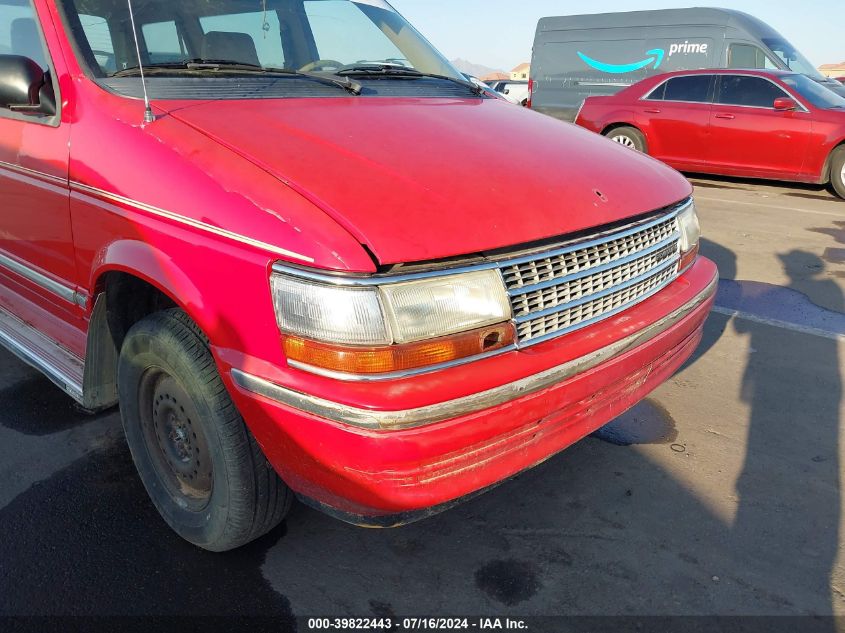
499,201,687,347
271,199,691,380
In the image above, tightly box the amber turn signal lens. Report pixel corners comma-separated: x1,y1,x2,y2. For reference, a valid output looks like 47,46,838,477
679,243,700,273
284,323,516,376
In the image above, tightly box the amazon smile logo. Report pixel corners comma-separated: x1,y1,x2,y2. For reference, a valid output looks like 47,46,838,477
577,49,665,74
578,41,710,74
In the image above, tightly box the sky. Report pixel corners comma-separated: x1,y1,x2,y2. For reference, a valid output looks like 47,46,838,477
389,1,844,72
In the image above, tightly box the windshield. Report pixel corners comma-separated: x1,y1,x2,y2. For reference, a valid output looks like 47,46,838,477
57,0,460,80
761,37,825,79
781,73,845,110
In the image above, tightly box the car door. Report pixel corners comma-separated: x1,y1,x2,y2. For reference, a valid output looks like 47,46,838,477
707,74,812,178
636,74,714,170
0,0,77,313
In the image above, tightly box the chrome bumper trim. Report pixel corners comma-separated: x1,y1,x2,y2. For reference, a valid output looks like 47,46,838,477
231,272,717,432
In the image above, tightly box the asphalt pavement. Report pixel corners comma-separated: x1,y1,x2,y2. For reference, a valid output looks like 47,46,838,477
0,175,843,625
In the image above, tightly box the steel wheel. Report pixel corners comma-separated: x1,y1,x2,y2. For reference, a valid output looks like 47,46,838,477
140,369,213,511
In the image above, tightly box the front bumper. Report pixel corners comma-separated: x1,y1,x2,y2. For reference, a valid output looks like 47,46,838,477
226,258,718,522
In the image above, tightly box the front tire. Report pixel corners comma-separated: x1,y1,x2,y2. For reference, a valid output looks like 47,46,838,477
605,126,647,153
831,146,845,200
118,309,292,551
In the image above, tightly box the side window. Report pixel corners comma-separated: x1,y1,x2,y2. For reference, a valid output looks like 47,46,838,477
199,12,285,67
663,76,712,103
728,44,778,70
142,21,187,64
717,75,789,108
0,0,49,70
79,14,115,74
646,82,667,101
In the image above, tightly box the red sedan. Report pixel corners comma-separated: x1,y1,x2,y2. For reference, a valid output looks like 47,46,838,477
575,69,845,198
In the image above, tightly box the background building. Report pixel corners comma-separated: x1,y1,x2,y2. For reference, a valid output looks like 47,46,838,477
818,62,845,78
511,63,531,80
481,71,510,82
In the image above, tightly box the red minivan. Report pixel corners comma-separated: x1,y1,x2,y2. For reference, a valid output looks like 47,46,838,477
575,69,845,198
0,0,716,551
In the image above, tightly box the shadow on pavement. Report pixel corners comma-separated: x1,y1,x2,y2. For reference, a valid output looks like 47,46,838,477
0,374,103,436
731,251,841,625
684,237,736,369
810,221,845,284
0,439,295,623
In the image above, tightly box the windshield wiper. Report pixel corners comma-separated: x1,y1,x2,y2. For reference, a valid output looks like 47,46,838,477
336,64,484,96
112,60,362,95
263,66,363,95
112,59,263,76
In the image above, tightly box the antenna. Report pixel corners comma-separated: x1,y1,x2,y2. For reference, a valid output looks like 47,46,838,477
126,0,155,124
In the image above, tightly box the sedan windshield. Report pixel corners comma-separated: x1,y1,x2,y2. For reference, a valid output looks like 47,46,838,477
57,0,460,81
781,73,845,110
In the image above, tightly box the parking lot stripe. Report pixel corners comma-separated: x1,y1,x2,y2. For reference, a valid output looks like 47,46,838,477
695,195,843,218
712,306,845,341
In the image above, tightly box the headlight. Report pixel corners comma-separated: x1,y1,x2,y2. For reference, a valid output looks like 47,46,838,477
379,270,512,344
271,268,515,377
271,277,390,345
677,200,701,272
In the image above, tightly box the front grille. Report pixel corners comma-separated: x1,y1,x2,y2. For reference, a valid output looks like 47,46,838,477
498,204,685,346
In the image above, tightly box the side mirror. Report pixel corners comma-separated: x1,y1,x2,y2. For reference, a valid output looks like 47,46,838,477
0,55,53,116
774,97,799,112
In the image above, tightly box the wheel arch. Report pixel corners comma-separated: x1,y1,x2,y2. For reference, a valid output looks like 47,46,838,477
89,239,206,323
820,140,845,184
81,239,218,410
600,122,645,137
600,122,649,154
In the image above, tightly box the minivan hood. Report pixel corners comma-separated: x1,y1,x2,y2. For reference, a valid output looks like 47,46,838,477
168,97,691,265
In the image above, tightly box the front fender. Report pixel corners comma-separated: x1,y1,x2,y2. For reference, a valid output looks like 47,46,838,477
90,239,206,326
83,224,283,368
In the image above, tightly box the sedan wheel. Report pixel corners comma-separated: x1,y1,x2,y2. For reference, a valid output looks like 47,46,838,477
831,146,845,200
605,126,647,154
613,135,637,149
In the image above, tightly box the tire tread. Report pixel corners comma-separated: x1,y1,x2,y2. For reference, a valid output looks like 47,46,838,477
831,146,845,200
